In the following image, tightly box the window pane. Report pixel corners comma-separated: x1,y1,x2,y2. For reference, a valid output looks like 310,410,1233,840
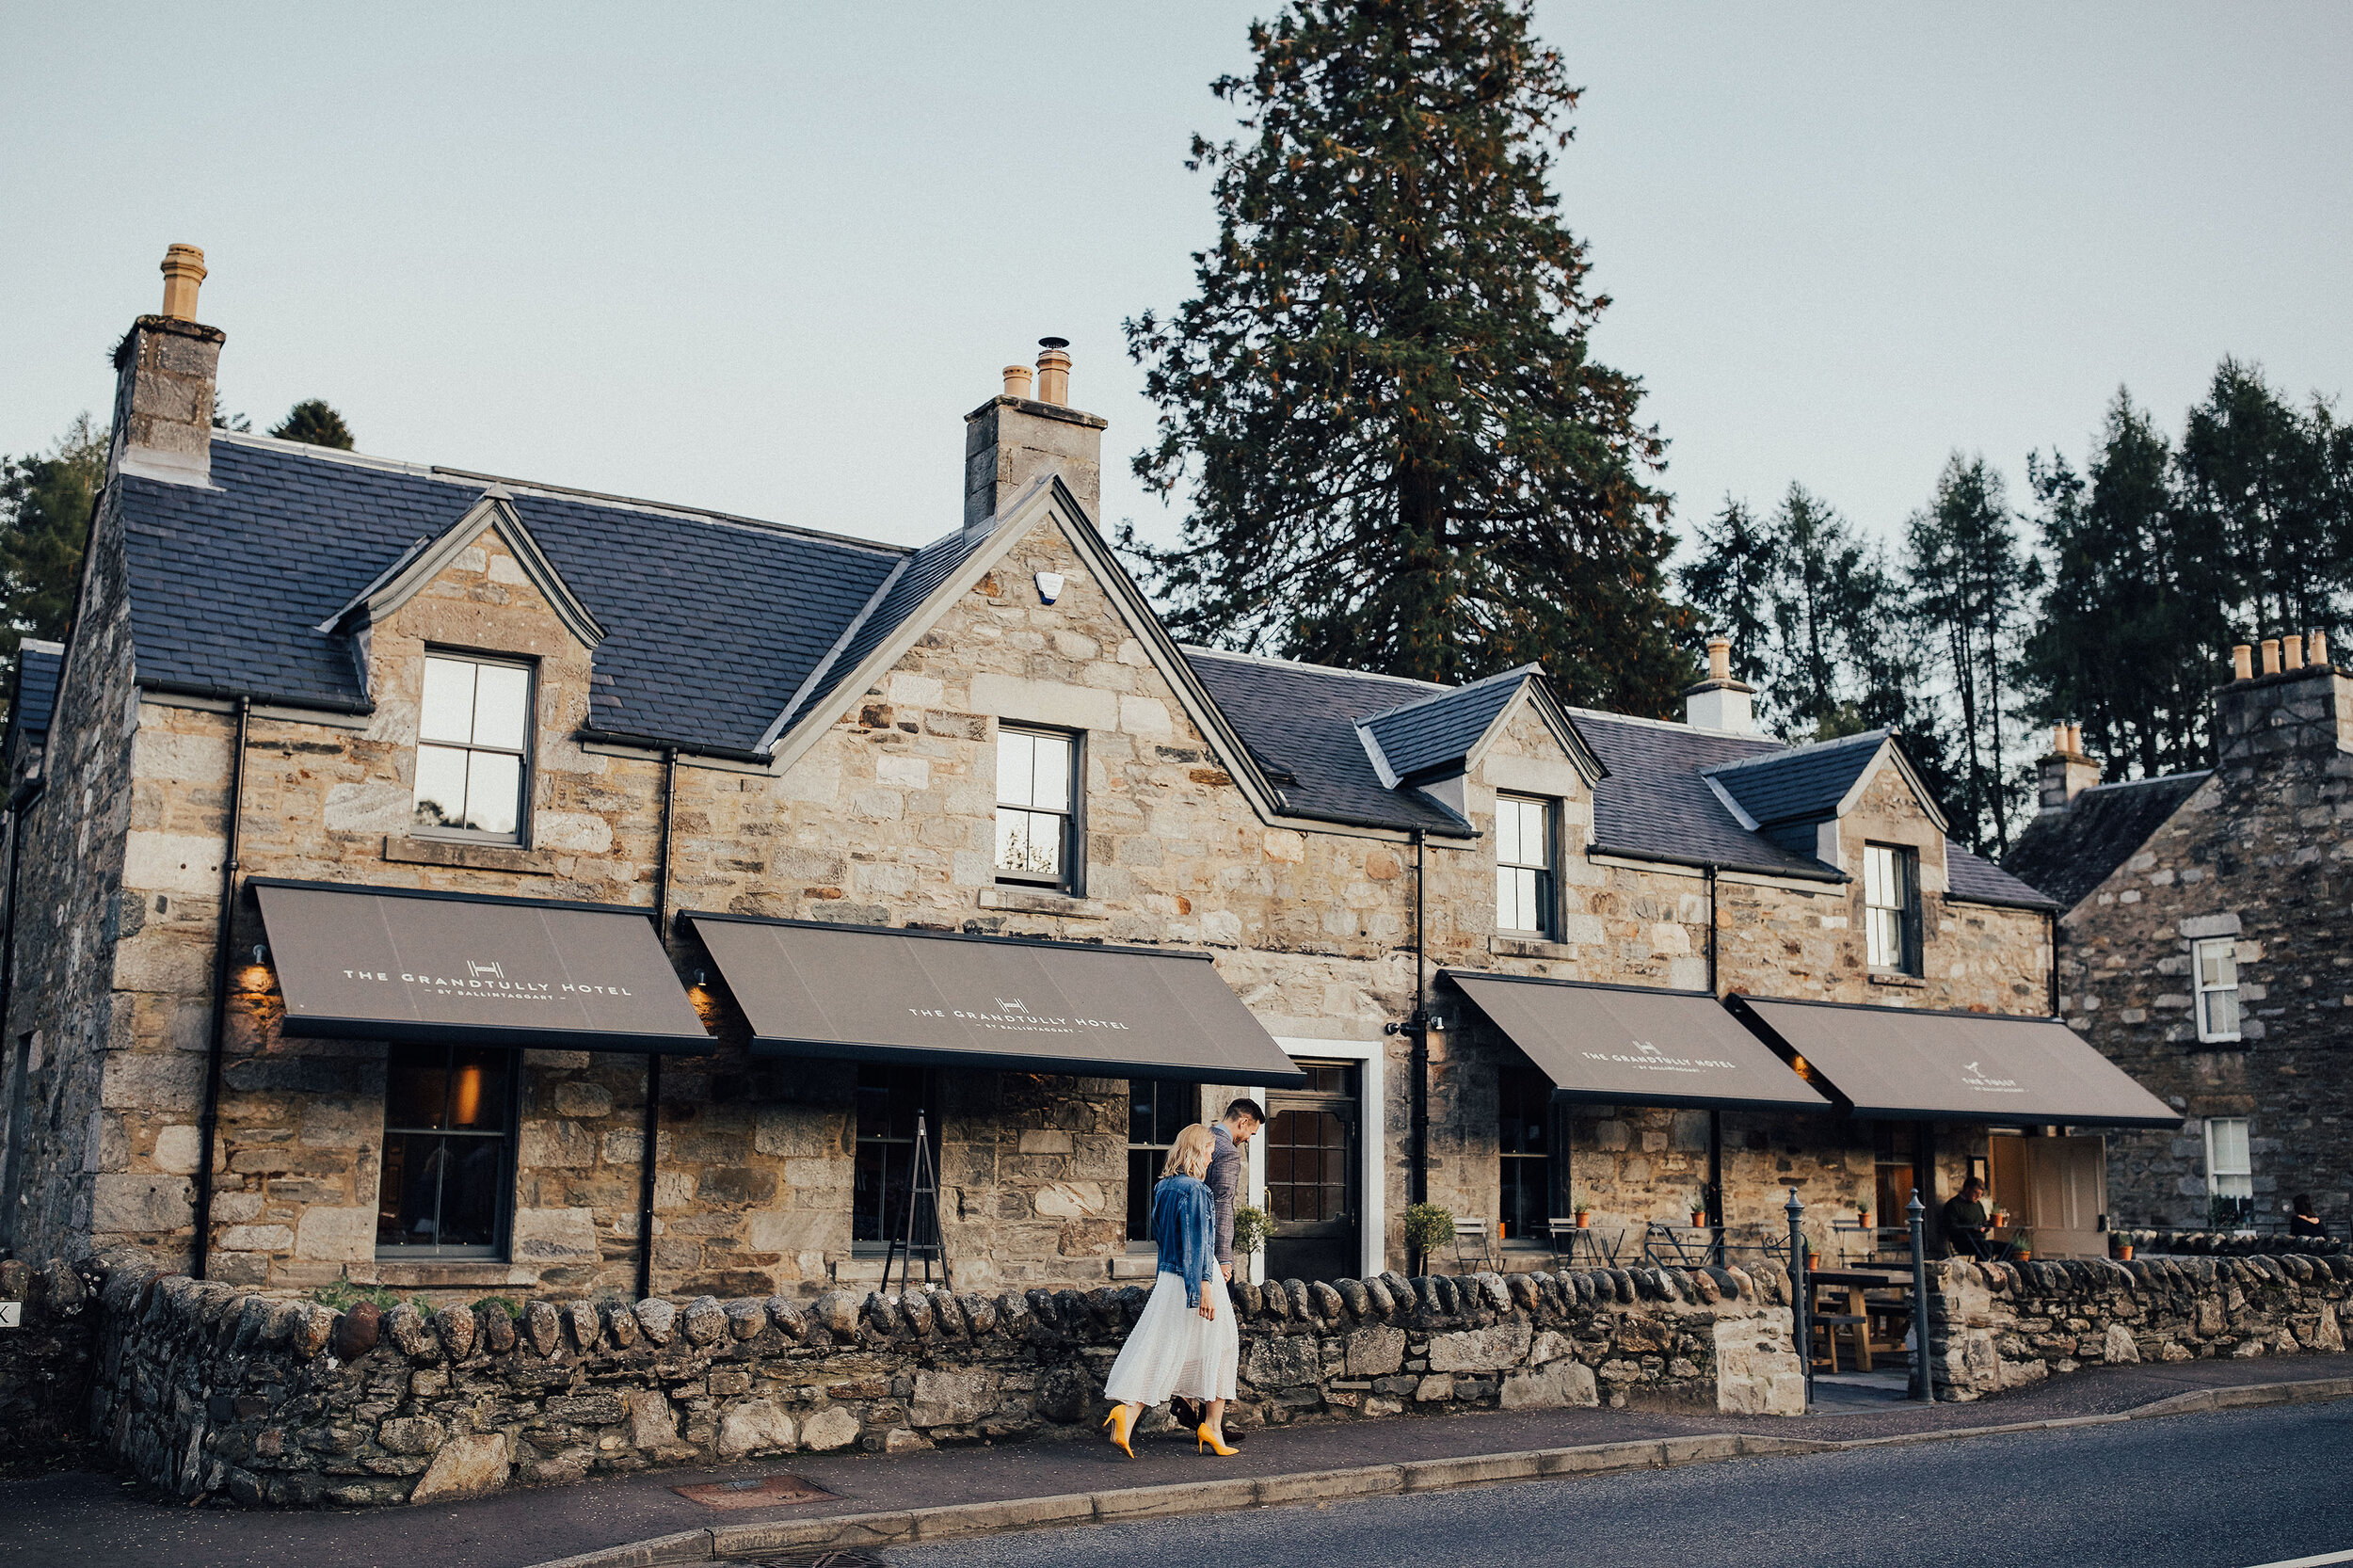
419,657,477,744
2200,941,2237,989
1864,846,1891,908
2216,1173,2254,1199
2203,988,2240,1038
385,1044,451,1131
445,1047,509,1131
378,1131,443,1245
465,750,522,838
1029,733,1071,812
2210,1118,2249,1174
1496,799,1522,864
996,808,1062,877
438,1138,505,1247
471,664,531,749
996,730,1035,808
412,744,471,829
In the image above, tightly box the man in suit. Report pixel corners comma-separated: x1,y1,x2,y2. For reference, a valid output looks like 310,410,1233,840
1173,1097,1264,1438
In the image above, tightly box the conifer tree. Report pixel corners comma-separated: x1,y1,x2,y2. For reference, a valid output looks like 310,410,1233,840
1124,0,1690,712
270,399,355,450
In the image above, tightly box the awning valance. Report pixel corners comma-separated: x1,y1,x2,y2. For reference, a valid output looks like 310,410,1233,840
1724,995,2179,1128
1444,971,1831,1113
253,880,713,1054
681,913,1306,1086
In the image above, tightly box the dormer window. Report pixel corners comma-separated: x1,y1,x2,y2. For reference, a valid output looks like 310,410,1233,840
1495,793,1555,938
413,652,534,842
1864,842,1921,975
995,725,1080,892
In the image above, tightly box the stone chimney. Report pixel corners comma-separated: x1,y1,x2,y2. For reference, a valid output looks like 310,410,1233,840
2036,722,2101,814
2216,631,2353,770
109,244,226,488
963,337,1107,534
1683,636,1757,733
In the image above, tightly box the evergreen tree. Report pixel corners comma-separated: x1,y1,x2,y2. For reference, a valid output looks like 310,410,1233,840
1124,0,1691,712
2024,391,2226,778
270,399,355,450
1907,455,2037,855
0,413,107,712
2175,359,2349,640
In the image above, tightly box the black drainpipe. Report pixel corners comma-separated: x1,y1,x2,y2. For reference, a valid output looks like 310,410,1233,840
2045,909,2061,1016
634,746,680,1301
1705,861,1723,1257
1409,827,1428,1215
192,696,251,1281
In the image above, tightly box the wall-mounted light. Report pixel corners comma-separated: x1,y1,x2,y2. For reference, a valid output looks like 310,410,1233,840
251,944,269,966
1034,571,1065,605
693,969,708,987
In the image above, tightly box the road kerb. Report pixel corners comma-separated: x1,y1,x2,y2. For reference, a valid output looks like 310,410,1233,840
526,1375,2353,1567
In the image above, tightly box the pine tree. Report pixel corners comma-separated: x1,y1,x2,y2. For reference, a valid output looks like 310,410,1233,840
0,413,107,716
1124,0,1691,712
1907,456,2037,855
270,399,355,450
2175,359,2349,641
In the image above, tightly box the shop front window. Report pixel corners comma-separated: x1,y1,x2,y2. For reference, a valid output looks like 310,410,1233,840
853,1065,932,1247
1127,1081,1192,1242
1497,1063,1553,1240
377,1042,518,1256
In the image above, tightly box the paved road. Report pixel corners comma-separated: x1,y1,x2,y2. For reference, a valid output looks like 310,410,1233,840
890,1402,2353,1568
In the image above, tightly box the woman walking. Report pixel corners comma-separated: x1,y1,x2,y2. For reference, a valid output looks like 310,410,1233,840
1101,1123,1240,1457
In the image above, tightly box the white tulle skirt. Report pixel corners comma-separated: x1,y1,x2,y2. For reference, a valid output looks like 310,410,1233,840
1102,1270,1239,1406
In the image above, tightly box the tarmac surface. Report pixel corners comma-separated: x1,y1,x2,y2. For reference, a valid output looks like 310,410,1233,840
1,1352,2347,1568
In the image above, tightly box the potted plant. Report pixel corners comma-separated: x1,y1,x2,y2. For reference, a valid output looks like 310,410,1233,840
1857,1208,1873,1232
2111,1235,2135,1261
1402,1202,1455,1268
1689,1196,1706,1227
1574,1207,1593,1228
1230,1203,1273,1263
2010,1229,2034,1261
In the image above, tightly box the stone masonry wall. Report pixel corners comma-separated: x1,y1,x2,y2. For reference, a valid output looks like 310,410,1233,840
1927,1249,2351,1400
2055,666,2353,1229
15,490,2055,1299
0,1256,99,1465
77,1251,1800,1508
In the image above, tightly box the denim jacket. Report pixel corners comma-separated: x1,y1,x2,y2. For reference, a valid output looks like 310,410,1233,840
1150,1174,1218,1306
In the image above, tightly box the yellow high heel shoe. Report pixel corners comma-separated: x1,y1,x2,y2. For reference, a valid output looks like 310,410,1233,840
1196,1423,1240,1457
1103,1403,1137,1459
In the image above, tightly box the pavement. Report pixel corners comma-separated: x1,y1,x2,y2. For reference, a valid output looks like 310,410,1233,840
2,1353,2349,1568
891,1400,2353,1568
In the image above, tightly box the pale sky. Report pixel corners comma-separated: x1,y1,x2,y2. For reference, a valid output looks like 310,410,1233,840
5,4,2346,566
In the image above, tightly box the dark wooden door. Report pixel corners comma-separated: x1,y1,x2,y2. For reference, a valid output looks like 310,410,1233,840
1264,1062,1358,1282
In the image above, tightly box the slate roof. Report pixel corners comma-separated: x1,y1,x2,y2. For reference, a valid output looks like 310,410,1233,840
1946,844,2060,910
1569,711,1838,879
1182,650,1471,834
1359,664,1538,784
11,640,63,739
2003,772,2210,912
117,435,906,754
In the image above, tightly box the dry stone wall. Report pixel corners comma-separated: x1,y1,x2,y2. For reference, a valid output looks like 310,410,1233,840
69,1251,1798,1508
1926,1250,2351,1400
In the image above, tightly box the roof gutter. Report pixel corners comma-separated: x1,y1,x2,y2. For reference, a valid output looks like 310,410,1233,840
142,679,376,717
574,727,776,767
1589,840,1848,885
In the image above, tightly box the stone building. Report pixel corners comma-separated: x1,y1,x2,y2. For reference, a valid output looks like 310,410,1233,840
2008,639,2353,1235
0,248,2161,1306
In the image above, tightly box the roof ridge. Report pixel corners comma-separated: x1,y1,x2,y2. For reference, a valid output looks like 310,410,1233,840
16,638,63,655
1360,663,1543,726
1566,704,1786,745
1701,728,1886,776
2078,770,2212,794
1181,644,1445,692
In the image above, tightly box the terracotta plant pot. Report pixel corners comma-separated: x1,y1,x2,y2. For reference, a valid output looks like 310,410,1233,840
1575,1212,1593,1228
1690,1212,1705,1227
2115,1244,2135,1260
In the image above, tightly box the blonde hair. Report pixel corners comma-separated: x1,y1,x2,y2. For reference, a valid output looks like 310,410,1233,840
1161,1123,1215,1181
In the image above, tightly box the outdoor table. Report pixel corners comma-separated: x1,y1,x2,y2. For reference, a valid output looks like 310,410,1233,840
1553,1224,1625,1267
1807,1267,1904,1372
1642,1223,1722,1268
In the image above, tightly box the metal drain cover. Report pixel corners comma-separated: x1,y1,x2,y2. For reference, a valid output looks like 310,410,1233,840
740,1555,888,1567
671,1472,839,1510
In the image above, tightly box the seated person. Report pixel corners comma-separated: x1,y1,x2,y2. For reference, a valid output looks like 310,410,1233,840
1942,1177,1995,1258
2288,1194,2329,1240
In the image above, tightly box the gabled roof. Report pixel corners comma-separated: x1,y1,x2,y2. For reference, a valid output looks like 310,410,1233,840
1704,729,1888,827
1182,650,1474,835
2004,772,2210,912
1359,665,1537,784
318,490,606,652
116,434,904,753
1570,710,1841,880
1946,844,2059,910
11,639,63,740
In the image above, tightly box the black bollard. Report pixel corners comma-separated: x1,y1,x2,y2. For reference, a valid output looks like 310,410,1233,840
1908,1191,1934,1401
1786,1188,1811,1409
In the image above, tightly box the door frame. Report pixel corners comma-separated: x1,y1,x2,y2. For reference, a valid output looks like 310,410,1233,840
1239,1037,1387,1284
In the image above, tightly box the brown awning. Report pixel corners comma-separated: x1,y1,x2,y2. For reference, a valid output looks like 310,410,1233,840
1725,994,2179,1128
681,913,1306,1086
253,880,713,1054
1444,971,1832,1113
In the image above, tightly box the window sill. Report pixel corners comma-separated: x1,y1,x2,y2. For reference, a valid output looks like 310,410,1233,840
367,1258,537,1288
1490,935,1577,960
980,886,1108,919
384,836,556,875
1866,970,1926,989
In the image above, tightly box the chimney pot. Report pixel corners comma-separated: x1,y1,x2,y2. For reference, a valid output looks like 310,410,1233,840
1001,364,1033,400
2283,633,2304,671
2038,722,2101,813
159,243,207,320
1034,337,1071,406
2313,630,2330,667
2233,644,2254,681
1706,636,1731,682
2052,723,2069,754
2262,637,2281,676
2068,722,2084,754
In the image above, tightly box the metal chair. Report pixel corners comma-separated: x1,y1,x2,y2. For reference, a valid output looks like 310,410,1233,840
1451,1217,1497,1272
